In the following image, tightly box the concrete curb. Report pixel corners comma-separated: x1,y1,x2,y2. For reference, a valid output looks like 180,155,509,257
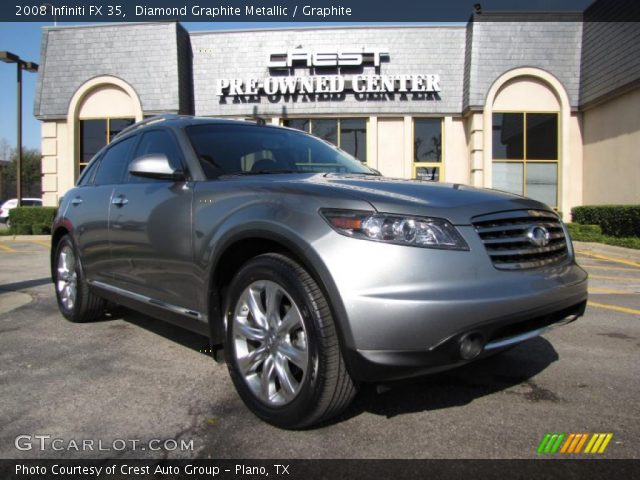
0,235,51,242
574,241,640,263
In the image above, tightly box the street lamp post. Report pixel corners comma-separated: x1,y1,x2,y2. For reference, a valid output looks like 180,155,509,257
0,51,38,207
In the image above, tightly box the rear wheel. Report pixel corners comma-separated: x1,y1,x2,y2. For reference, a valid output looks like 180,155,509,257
54,235,105,322
224,253,356,429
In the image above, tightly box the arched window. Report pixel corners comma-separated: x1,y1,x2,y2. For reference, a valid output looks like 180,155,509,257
68,77,143,178
484,69,570,211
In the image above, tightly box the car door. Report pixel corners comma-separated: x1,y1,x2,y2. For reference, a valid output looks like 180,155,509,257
71,136,136,284
108,128,196,311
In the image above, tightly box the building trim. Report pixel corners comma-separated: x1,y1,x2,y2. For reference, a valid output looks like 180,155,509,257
580,77,640,112
66,75,144,180
482,67,571,216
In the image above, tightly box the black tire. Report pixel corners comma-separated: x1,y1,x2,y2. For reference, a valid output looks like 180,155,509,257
53,234,105,323
224,253,357,429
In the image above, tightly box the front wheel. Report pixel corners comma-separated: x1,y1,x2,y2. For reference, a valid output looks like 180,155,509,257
54,234,105,323
224,253,356,429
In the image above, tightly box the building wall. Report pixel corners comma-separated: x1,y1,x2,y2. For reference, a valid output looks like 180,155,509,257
34,22,187,120
578,0,640,207
34,17,639,214
464,17,583,111
582,88,640,205
40,81,143,206
581,0,640,108
190,26,467,117
444,117,469,184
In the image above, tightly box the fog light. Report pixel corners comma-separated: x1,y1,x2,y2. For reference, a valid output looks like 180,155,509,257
459,332,485,360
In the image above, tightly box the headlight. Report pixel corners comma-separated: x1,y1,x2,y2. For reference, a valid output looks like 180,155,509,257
321,209,469,250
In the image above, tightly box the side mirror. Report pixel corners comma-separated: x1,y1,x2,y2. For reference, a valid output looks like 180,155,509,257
129,154,185,181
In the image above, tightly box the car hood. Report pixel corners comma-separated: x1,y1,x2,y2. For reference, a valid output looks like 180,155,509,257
309,174,553,225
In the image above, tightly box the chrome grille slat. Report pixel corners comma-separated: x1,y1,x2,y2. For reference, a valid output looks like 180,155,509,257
482,232,565,245
472,210,569,270
487,241,567,257
474,222,563,234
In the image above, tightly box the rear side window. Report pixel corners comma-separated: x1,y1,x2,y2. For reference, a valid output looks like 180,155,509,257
93,137,136,186
128,129,184,183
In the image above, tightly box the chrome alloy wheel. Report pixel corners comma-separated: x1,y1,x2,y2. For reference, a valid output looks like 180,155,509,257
232,280,309,406
57,245,78,311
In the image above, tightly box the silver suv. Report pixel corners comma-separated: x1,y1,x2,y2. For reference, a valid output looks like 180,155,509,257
52,115,588,428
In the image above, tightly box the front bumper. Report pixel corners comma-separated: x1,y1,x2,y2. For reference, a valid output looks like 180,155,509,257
313,225,588,382
346,297,586,382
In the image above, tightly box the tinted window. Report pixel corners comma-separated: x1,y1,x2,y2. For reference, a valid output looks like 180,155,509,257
493,113,524,160
283,119,310,133
340,119,367,162
93,137,136,186
526,113,558,160
414,119,442,162
109,118,135,142
283,118,367,162
312,119,338,145
187,124,375,178
80,119,106,164
79,118,135,173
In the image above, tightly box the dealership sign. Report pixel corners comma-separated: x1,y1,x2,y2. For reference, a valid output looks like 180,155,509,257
267,48,388,68
216,48,441,97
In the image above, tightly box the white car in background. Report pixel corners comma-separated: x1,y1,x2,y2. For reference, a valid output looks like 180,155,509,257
0,198,43,225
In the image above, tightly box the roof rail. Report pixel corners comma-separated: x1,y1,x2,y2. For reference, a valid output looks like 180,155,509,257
113,114,182,140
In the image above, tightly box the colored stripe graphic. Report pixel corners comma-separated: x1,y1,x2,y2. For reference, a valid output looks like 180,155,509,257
584,434,598,453
537,433,552,454
537,433,565,454
560,434,575,453
561,433,588,454
550,434,565,453
585,433,614,454
539,433,613,454
574,434,589,453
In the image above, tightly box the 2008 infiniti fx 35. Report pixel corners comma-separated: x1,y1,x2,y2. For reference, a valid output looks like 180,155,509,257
51,115,588,428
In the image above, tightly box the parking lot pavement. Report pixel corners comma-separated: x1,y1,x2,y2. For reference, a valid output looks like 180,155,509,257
0,238,638,459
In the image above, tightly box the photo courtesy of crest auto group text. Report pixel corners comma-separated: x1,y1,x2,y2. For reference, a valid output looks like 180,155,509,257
0,0,639,478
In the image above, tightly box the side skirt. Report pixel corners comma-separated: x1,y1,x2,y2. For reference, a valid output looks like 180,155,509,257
89,280,209,337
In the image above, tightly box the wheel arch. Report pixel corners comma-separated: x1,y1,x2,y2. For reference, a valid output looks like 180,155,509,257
206,230,355,370
50,226,70,282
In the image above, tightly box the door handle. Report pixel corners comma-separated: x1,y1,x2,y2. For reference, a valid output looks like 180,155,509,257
71,197,83,206
111,195,128,207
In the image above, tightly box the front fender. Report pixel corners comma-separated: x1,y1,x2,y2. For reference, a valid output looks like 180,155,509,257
192,184,372,362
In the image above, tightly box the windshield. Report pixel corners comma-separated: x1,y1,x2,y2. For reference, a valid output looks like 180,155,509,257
186,123,377,178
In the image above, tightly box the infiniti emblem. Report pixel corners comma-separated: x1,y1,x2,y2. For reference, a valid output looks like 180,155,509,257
526,226,550,247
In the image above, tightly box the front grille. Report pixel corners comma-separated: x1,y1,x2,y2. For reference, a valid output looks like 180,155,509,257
472,210,568,270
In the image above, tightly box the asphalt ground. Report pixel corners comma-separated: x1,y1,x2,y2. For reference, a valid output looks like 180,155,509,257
0,237,638,459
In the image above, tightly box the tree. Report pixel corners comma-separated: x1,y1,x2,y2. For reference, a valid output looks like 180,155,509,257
0,139,42,200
